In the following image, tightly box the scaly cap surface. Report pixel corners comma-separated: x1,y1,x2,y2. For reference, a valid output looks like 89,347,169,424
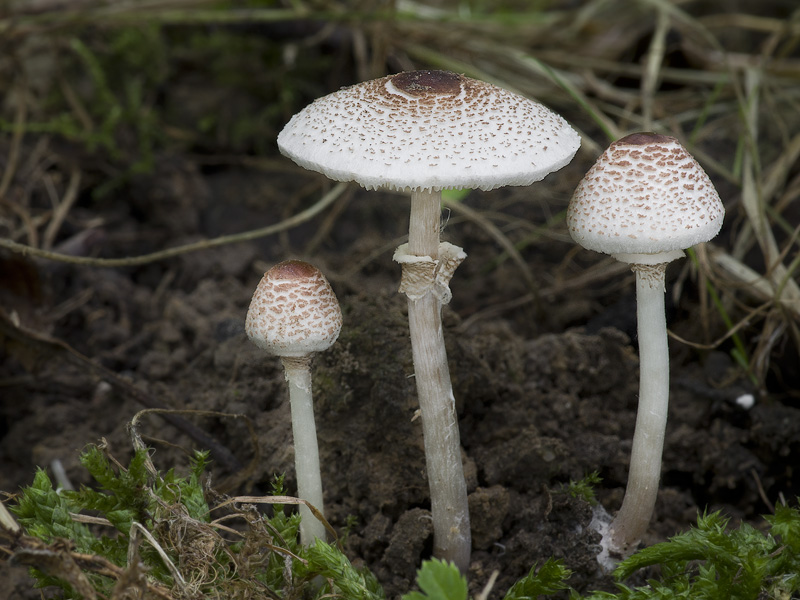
246,260,342,357
277,70,581,192
567,132,724,257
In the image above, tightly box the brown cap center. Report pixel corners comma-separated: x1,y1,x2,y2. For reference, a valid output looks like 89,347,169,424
617,132,674,145
271,259,318,281
390,70,463,97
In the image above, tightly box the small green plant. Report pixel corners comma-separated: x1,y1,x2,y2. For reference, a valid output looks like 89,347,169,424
503,559,572,600
564,471,602,507
402,558,469,600
400,557,570,600
306,540,385,600
340,513,361,547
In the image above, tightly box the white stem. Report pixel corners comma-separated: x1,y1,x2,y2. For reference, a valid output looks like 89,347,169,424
282,355,327,546
409,189,442,258
406,189,471,573
608,263,670,556
0,501,19,532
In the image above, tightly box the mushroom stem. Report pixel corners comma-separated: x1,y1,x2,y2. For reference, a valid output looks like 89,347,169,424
281,355,327,546
406,188,472,573
409,189,442,259
407,292,471,571
608,262,669,555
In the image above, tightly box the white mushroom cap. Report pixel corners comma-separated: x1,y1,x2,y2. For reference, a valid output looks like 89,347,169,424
246,260,343,357
277,70,581,192
567,132,724,262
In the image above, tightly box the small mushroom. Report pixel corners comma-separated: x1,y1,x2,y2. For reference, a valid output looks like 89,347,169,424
245,260,343,546
278,70,580,572
567,132,725,558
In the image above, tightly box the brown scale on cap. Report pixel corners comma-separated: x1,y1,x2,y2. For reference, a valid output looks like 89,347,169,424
245,260,342,358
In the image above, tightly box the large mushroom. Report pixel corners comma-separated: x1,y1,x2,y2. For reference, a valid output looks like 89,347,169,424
566,132,725,559
278,70,581,572
245,260,343,546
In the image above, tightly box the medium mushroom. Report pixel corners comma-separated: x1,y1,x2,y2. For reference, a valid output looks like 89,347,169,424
566,132,725,558
245,259,343,546
278,70,580,572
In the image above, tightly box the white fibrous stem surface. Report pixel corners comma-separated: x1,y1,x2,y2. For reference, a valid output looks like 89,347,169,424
608,262,669,556
404,189,472,573
407,291,471,572
282,355,327,546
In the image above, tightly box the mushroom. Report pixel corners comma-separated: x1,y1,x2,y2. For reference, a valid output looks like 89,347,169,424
245,260,343,546
278,69,581,572
566,132,725,558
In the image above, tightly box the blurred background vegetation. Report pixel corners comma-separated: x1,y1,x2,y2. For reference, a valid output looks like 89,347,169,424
1,0,799,397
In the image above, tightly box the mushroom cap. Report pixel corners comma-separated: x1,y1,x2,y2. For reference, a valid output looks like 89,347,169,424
246,260,342,357
277,70,581,192
566,132,724,258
